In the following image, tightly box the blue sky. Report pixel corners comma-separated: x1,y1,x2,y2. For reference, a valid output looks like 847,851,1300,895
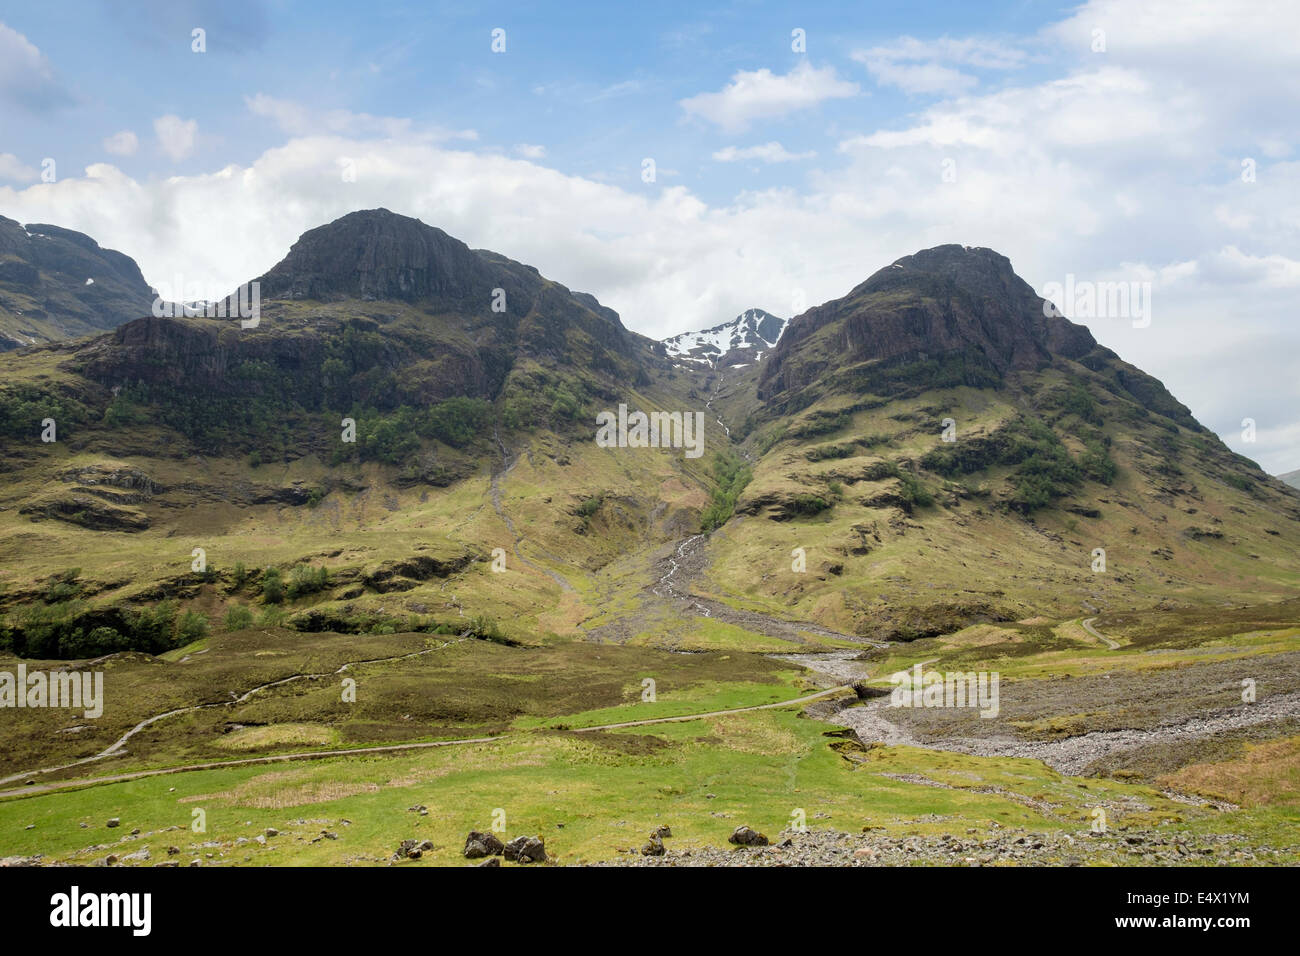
1,0,1298,472
3,0,1076,199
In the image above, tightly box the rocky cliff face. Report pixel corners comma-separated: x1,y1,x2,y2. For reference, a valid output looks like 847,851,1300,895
257,209,499,305
757,244,1194,428
0,216,154,349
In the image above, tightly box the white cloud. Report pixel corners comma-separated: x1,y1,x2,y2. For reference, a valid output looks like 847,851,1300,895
154,115,198,162
853,35,1029,96
0,21,73,111
102,130,139,157
712,142,816,163
0,152,37,183
680,61,858,132
514,143,547,160
865,60,977,96
245,93,477,142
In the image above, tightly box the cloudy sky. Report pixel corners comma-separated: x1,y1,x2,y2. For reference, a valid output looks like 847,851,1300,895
0,0,1296,472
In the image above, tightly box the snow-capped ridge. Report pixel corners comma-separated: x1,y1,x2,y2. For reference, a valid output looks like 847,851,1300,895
661,307,786,368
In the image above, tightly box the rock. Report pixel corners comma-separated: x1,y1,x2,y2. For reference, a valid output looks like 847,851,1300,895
106,818,121,828
641,835,666,856
504,835,547,864
477,857,500,867
394,839,422,860
264,828,278,837
729,826,769,847
652,825,672,838
463,831,504,859
167,846,180,856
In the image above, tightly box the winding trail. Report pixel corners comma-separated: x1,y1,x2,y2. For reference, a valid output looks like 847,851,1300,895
0,684,850,800
1081,617,1120,649
0,638,466,789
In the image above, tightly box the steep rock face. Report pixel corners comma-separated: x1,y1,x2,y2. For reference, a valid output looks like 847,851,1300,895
257,209,495,305
0,216,154,349
757,245,1193,428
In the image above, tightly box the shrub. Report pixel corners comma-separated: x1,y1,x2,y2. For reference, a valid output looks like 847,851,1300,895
259,605,287,627
286,564,329,599
232,561,248,589
426,397,493,447
1079,442,1118,485
262,567,285,604
176,610,209,643
467,614,515,645
897,473,935,508
130,599,179,654
44,568,83,604
224,604,254,630
1060,384,1103,425
700,451,753,532
791,493,832,516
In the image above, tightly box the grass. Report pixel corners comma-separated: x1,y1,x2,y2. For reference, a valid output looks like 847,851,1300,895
1,705,1259,866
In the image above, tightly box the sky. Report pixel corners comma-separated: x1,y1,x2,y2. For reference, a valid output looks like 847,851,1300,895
0,0,1297,473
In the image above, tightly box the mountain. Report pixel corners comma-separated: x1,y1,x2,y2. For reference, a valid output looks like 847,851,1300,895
663,307,785,368
698,244,1300,639
0,216,154,350
0,222,1297,662
0,208,719,655
1279,469,1300,491
74,209,650,419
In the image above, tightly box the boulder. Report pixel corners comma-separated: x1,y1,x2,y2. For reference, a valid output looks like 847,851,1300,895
729,826,769,847
463,830,504,859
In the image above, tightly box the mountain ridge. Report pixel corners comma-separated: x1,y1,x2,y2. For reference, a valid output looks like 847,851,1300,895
0,215,154,350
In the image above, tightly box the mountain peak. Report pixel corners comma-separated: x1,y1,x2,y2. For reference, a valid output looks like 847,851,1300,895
256,208,492,303
852,244,1024,303
760,245,1102,405
663,307,786,368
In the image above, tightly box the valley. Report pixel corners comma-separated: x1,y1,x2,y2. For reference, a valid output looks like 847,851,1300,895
0,211,1297,867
